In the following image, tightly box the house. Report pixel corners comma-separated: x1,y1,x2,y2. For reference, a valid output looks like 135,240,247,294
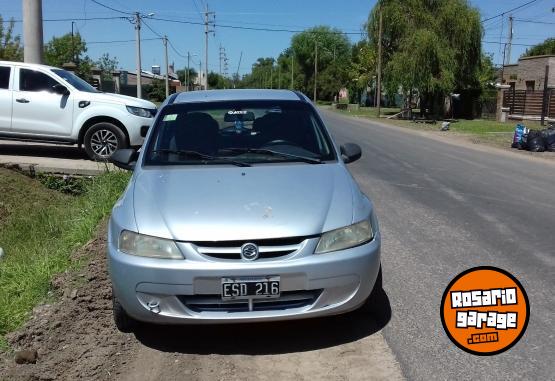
497,55,555,122
501,55,555,90
121,64,180,87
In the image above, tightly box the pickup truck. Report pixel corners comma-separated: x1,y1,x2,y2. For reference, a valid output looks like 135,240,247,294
0,60,156,160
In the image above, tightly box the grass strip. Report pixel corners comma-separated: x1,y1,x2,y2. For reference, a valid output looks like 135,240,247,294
0,168,130,349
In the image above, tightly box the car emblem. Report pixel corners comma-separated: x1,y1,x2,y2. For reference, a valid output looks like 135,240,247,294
241,243,259,261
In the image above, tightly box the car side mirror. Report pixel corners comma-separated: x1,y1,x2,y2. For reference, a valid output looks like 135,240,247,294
110,149,139,171
140,125,149,138
52,84,69,95
340,143,362,164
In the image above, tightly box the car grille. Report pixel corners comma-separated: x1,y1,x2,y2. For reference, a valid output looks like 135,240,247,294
192,236,311,260
179,290,322,313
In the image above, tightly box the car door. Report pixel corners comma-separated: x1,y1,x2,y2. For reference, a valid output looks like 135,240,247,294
0,65,13,132
11,67,74,138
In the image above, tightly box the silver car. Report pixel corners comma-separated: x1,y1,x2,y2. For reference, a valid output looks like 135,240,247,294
108,89,381,331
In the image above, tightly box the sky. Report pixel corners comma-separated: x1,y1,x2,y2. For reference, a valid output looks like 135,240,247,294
1,0,554,76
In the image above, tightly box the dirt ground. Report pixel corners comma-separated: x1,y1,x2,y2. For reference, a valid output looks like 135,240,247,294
0,224,403,381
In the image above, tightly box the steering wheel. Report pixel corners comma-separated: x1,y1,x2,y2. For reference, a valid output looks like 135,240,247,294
263,139,297,147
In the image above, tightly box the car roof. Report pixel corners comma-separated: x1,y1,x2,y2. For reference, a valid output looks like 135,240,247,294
173,89,305,103
0,60,59,71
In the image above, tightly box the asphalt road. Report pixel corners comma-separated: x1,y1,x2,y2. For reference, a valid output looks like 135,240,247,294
322,109,555,380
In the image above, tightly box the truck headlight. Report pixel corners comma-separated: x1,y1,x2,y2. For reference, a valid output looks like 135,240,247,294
315,220,373,254
118,230,183,259
126,106,155,118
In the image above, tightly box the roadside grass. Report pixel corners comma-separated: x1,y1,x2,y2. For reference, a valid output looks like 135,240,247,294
0,168,130,350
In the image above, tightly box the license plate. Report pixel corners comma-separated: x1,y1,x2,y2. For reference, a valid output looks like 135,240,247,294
221,276,280,300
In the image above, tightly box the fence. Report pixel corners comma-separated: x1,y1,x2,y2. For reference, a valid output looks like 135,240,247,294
502,89,555,119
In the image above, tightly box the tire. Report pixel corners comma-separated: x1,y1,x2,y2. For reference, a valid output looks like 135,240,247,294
112,292,136,333
83,122,127,161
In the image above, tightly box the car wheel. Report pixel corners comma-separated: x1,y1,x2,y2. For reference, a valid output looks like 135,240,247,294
84,122,127,161
112,291,136,333
360,265,383,313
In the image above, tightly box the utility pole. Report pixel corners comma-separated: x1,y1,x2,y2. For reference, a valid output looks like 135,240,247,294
505,15,513,65
235,51,242,88
313,40,318,102
219,44,223,76
186,52,190,91
71,21,75,63
278,64,281,89
163,36,169,97
204,4,215,90
376,3,383,116
291,53,294,89
22,0,44,63
134,12,142,98
199,60,202,90
270,66,273,89
541,65,549,126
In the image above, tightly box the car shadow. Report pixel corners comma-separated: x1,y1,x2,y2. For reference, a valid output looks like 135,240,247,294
132,289,392,355
0,141,88,160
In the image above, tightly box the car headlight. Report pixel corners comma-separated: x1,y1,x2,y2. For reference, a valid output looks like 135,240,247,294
315,220,373,254
126,106,155,118
118,230,183,259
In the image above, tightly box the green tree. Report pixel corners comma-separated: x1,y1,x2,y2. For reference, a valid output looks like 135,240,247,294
367,0,482,114
290,26,351,100
207,71,231,89
176,68,197,89
0,15,23,61
349,40,377,104
145,79,166,102
521,38,555,57
239,57,276,89
44,33,92,79
95,53,118,80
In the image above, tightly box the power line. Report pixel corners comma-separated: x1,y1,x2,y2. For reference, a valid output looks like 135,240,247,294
482,40,536,47
482,0,539,22
87,37,161,44
141,18,163,38
5,16,125,23
149,16,362,35
514,18,555,25
90,0,134,15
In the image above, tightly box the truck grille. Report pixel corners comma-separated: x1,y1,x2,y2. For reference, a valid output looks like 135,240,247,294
192,236,310,260
179,290,322,313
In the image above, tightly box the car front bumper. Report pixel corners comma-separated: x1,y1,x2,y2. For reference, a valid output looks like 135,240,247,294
107,233,381,324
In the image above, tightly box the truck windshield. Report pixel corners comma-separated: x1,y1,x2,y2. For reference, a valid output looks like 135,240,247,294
51,69,99,93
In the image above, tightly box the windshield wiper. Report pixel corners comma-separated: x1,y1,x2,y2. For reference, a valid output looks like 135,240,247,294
221,147,323,164
152,149,251,167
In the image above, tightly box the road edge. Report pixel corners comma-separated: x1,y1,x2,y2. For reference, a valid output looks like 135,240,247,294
322,109,555,168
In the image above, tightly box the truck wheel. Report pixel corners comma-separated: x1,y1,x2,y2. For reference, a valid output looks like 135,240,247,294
84,122,127,161
112,291,137,333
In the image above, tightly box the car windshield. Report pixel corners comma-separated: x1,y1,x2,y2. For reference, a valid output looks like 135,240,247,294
51,69,99,93
144,100,336,166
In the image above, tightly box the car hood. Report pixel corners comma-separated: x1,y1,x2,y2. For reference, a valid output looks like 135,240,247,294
132,164,356,241
86,92,156,109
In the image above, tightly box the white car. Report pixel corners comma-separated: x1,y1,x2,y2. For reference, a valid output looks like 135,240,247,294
0,61,157,160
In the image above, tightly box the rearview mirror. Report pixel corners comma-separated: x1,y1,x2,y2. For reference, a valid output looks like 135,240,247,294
52,84,69,96
340,143,362,164
110,149,139,171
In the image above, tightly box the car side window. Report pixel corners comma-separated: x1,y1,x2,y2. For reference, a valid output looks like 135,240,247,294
0,66,11,89
19,68,60,92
